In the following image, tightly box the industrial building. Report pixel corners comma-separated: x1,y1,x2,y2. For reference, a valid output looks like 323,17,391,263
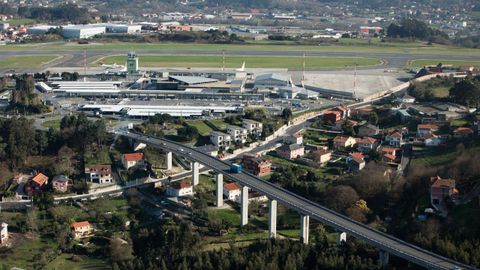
104,24,142,34
62,25,106,39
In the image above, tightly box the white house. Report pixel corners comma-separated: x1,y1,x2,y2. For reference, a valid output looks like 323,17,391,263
242,119,263,137
85,165,113,184
385,130,403,147
210,131,232,148
121,152,145,169
285,133,303,145
223,182,241,202
227,125,248,144
166,181,193,197
0,223,8,245
417,124,439,138
425,134,442,147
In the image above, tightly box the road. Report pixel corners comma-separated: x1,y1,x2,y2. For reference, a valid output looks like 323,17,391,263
122,131,476,270
1,48,480,74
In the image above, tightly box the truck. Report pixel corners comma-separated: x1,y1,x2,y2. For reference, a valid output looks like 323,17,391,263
230,164,242,173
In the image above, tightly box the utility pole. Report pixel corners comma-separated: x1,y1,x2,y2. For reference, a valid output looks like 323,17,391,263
222,49,225,71
83,48,87,82
353,63,357,98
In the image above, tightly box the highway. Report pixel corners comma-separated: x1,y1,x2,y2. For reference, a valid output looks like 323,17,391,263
122,131,476,270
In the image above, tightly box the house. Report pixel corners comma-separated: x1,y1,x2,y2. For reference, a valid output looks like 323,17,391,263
424,134,442,147
85,165,113,184
223,182,241,201
323,110,342,123
333,136,356,151
356,137,379,153
381,147,400,163
417,124,439,138
247,191,268,203
384,130,403,147
453,127,473,139
24,173,49,196
357,124,381,137
166,181,193,197
0,223,7,245
276,144,304,159
310,149,332,164
242,119,263,137
121,152,145,169
351,106,374,119
196,145,218,157
71,221,93,240
242,154,272,176
227,125,248,144
52,175,71,193
397,93,416,104
430,176,459,206
346,152,366,172
285,133,303,145
210,131,232,148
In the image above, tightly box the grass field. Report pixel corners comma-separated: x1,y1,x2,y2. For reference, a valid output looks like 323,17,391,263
45,254,110,270
6,18,36,26
408,59,480,68
187,120,214,135
41,119,61,129
0,55,59,68
0,237,58,269
97,54,381,69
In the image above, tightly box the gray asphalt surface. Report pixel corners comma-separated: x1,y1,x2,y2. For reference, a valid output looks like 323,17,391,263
1,48,479,74
123,131,476,270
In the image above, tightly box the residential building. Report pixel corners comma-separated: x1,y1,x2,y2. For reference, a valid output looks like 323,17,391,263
430,176,459,206
166,181,193,197
424,134,442,147
333,136,356,151
24,173,49,196
356,137,379,153
417,124,440,138
323,110,342,123
223,182,241,201
396,93,416,104
453,127,473,139
52,175,71,193
276,144,304,159
242,119,263,137
357,124,381,137
85,165,113,184
242,154,272,176
285,133,303,145
381,147,400,163
311,149,332,164
0,223,7,245
121,152,145,169
384,130,403,147
210,131,232,148
346,152,366,172
227,125,248,144
71,221,93,240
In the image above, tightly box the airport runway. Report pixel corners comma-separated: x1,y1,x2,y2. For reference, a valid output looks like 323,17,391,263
1,48,479,73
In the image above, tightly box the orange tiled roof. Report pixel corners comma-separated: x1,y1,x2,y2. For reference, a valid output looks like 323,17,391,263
224,182,240,191
31,173,48,186
123,152,144,161
454,127,473,134
71,221,90,229
418,124,439,130
431,176,456,189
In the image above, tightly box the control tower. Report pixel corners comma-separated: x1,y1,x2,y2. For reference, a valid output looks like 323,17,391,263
127,52,139,74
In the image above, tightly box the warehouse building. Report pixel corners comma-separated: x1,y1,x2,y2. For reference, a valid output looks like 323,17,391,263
28,25,57,35
105,24,142,34
62,25,106,39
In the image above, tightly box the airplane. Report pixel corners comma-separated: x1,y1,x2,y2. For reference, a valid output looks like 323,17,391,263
101,63,126,70
236,62,246,72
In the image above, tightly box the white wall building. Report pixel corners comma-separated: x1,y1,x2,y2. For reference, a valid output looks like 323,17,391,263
28,25,57,35
210,131,232,148
227,125,248,144
85,165,113,184
223,182,241,201
166,181,193,197
105,24,142,34
62,25,106,39
242,119,263,137
0,223,7,245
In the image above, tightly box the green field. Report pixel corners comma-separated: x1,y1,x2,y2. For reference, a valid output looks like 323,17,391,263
187,120,214,136
408,59,480,68
97,54,380,69
41,119,61,129
0,55,59,68
6,18,36,26
45,254,110,270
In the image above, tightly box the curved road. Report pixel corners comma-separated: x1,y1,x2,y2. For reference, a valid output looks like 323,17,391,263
122,131,476,270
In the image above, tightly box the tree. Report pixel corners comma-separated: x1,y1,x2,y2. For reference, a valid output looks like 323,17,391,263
177,125,199,141
110,238,134,263
281,108,293,122
325,185,359,212
368,112,379,125
450,78,480,108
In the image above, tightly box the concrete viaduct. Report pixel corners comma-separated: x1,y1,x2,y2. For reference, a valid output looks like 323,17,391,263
122,131,475,270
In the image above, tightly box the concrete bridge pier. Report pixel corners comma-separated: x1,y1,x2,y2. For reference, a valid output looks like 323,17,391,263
268,199,277,238
337,232,347,245
300,215,310,244
191,161,199,186
166,152,172,170
216,173,223,207
241,186,249,226
378,250,389,269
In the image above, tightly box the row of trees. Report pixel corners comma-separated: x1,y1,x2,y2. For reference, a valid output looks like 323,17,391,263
387,19,449,42
17,4,90,24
